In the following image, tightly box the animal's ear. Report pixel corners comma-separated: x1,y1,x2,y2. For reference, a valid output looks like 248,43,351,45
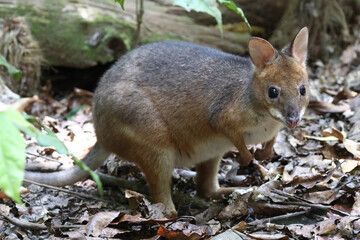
248,37,277,70
290,27,308,66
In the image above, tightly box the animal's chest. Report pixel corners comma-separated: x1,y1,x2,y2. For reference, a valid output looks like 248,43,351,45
175,137,233,167
174,118,283,167
243,118,283,145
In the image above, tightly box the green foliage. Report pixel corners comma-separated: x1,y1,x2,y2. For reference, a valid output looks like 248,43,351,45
0,111,26,203
114,0,125,10
65,105,87,120
72,155,103,196
6,1,133,68
217,0,251,30
25,114,103,195
116,0,251,35
0,54,21,81
172,0,250,35
24,115,69,154
0,110,104,203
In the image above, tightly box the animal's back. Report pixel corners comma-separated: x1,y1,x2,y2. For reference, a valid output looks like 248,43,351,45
92,41,254,155
99,41,253,89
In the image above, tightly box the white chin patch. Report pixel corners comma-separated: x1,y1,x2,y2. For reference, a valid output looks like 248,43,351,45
269,108,285,123
299,107,306,120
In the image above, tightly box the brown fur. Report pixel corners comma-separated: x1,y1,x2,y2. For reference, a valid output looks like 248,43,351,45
25,28,310,216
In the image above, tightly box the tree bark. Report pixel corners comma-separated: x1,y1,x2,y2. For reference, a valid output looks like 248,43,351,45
0,0,252,69
269,0,359,61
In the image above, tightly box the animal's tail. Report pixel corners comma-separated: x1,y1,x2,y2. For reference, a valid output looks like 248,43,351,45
24,142,110,186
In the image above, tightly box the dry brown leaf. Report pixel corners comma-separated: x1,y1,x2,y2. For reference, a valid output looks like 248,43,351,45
218,198,248,220
125,190,169,219
250,201,305,216
314,219,337,235
274,130,295,157
157,222,211,240
342,139,360,159
332,87,357,104
282,169,292,182
85,211,120,237
0,187,29,199
99,228,129,238
125,189,151,213
69,211,174,238
207,220,221,235
308,100,350,113
307,128,360,159
324,128,360,159
303,190,340,204
111,212,171,225
351,192,360,216
341,159,360,173
287,224,314,238
232,221,247,232
284,173,322,189
253,159,269,178
247,232,288,239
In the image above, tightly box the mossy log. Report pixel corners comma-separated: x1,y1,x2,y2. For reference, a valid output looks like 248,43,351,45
0,0,251,69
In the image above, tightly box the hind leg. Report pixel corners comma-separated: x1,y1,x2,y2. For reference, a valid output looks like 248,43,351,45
196,157,236,199
138,150,177,216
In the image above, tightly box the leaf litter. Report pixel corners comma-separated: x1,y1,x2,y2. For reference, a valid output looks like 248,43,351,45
1,45,360,239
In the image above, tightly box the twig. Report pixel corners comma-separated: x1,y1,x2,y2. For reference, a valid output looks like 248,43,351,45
133,0,144,48
270,188,350,216
23,179,115,204
26,152,63,164
248,210,310,227
0,211,47,230
0,211,83,230
53,224,84,229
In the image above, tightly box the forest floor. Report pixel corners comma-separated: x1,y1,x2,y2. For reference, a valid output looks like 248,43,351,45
1,41,360,239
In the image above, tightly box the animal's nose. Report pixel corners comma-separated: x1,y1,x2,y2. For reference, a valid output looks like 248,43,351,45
286,115,299,129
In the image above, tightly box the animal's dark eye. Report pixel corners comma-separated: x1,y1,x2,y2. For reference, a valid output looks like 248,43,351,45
300,85,306,96
268,87,279,99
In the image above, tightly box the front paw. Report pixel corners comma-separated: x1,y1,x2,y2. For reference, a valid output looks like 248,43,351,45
254,148,273,160
238,151,253,166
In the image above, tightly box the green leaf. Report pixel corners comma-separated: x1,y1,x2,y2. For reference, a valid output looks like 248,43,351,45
0,54,21,81
217,0,251,30
4,111,68,155
0,111,25,203
172,0,223,35
0,110,103,198
72,155,103,196
23,114,69,155
25,114,104,196
65,105,87,120
24,114,103,196
114,0,125,10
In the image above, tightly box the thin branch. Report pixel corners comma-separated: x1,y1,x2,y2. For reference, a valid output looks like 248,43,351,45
26,152,63,164
248,210,310,227
270,188,350,216
0,211,47,230
132,0,144,48
23,179,116,204
0,211,83,230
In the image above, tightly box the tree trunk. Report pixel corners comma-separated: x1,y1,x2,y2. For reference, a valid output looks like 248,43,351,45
0,17,42,97
0,0,252,69
269,0,359,61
